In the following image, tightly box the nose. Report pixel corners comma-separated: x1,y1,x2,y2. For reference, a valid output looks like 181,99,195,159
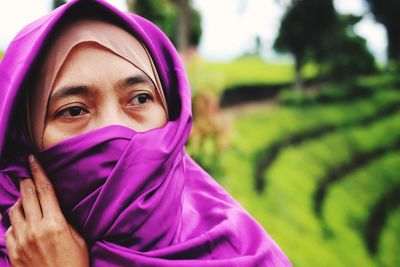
95,103,140,131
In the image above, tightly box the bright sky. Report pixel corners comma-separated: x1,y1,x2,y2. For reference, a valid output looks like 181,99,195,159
0,0,387,63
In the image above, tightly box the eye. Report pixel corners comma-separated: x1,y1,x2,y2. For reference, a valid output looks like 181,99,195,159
129,93,153,106
56,106,88,118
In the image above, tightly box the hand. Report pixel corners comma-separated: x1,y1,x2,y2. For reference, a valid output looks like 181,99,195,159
5,155,89,267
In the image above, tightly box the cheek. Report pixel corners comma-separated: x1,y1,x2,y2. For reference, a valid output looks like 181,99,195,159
148,106,168,128
42,125,63,149
42,124,80,149
132,106,167,132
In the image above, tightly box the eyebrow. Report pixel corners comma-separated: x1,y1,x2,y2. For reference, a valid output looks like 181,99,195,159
48,74,156,104
117,74,155,90
49,86,91,104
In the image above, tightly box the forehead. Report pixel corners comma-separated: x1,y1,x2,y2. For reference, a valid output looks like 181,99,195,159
59,42,136,73
52,42,146,88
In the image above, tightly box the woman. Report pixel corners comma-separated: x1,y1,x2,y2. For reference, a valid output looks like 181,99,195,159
0,0,291,266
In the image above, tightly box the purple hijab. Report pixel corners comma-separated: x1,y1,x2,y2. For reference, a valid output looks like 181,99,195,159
0,0,291,266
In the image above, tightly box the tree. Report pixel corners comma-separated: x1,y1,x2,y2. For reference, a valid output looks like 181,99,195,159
187,3,202,48
274,0,337,89
176,0,189,52
365,0,400,64
127,0,178,44
274,0,376,87
325,15,376,79
53,0,66,10
127,0,202,51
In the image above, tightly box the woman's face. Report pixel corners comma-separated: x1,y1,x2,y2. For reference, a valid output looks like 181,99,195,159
42,43,167,149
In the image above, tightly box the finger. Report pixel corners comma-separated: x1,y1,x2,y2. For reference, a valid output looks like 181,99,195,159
5,227,18,257
8,200,26,243
5,227,26,267
28,154,62,217
19,178,42,224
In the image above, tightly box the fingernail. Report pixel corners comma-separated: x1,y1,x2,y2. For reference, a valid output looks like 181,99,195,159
28,154,35,164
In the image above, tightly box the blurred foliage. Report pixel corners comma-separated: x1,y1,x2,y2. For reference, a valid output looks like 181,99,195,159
365,0,400,64
356,73,400,93
52,0,66,9
187,5,202,47
187,90,231,175
378,207,400,266
186,55,318,96
274,0,376,86
185,74,400,266
277,76,385,105
127,0,202,47
274,0,337,86
127,0,177,43
324,14,376,78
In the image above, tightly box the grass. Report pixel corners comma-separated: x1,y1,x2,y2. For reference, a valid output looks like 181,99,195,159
356,73,400,89
377,207,400,267
323,152,400,264
217,110,400,266
234,89,400,157
277,73,400,106
186,56,317,95
187,74,400,266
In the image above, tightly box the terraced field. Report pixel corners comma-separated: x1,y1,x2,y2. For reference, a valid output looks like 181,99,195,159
194,75,400,266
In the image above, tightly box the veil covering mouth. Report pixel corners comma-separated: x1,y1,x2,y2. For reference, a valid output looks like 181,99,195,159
0,0,292,266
